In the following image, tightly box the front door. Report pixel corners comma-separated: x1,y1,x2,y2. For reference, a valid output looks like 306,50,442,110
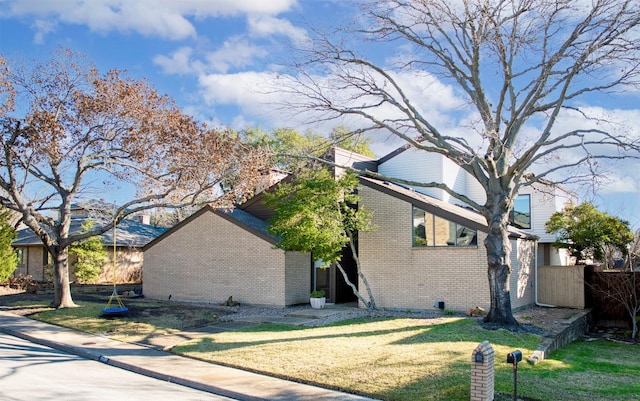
313,260,333,302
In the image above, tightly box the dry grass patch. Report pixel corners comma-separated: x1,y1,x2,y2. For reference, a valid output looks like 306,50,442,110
6,300,225,343
7,297,639,401
174,318,540,400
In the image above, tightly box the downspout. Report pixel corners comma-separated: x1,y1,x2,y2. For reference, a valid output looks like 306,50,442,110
535,239,556,308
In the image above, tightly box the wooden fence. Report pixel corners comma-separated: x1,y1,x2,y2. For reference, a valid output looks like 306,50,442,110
537,265,640,326
585,267,640,324
537,265,586,309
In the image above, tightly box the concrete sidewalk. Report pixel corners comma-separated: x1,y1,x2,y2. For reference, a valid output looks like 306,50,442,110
0,311,378,401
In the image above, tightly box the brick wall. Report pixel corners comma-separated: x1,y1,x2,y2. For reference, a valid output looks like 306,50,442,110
16,245,145,284
285,252,312,305
15,246,48,281
471,341,495,401
143,209,310,306
97,248,144,283
359,186,534,312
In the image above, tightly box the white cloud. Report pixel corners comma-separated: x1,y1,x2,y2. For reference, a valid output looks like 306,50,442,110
153,47,198,75
31,19,57,44
3,0,298,41
247,15,308,44
198,70,279,110
205,36,268,73
195,67,472,153
601,174,640,194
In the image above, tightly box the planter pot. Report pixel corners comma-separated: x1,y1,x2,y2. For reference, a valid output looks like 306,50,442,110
310,297,326,309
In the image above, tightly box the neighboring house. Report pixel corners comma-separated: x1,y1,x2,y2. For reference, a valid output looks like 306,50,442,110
12,204,167,283
142,146,544,311
142,206,311,306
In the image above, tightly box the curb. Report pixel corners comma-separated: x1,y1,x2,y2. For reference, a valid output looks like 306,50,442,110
0,324,267,401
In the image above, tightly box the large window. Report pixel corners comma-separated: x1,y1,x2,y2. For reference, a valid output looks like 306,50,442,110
413,206,477,247
511,194,531,229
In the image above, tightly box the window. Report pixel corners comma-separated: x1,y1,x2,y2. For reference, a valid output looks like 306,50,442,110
511,194,531,229
42,249,52,266
15,248,24,264
413,206,477,247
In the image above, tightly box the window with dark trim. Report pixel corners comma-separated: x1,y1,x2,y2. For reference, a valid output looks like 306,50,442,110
412,206,477,247
16,248,24,264
511,194,531,229
42,248,52,266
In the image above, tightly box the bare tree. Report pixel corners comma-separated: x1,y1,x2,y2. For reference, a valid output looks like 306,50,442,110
591,231,640,339
0,49,270,308
280,0,640,325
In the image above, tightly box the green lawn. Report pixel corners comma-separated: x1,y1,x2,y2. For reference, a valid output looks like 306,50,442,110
13,301,640,401
173,318,640,401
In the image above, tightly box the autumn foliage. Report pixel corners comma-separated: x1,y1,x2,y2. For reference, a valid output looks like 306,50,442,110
0,49,270,307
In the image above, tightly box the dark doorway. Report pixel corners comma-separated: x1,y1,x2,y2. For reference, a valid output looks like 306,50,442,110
311,245,358,304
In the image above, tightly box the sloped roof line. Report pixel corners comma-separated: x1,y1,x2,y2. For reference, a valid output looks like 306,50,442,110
375,143,412,165
358,176,537,240
143,205,278,251
12,219,167,248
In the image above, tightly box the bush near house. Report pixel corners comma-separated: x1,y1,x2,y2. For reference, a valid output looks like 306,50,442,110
0,210,18,283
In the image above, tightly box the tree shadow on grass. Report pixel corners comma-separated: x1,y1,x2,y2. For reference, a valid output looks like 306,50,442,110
175,317,540,354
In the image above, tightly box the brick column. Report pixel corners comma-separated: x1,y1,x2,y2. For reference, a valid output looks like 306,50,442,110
471,340,494,401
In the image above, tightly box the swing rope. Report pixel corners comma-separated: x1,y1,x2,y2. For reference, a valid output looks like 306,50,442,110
103,215,127,314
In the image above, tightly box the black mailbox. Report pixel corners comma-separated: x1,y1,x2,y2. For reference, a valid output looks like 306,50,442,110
507,350,522,364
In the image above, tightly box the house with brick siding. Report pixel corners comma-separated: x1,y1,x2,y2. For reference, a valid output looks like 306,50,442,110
13,213,166,283
142,205,311,306
376,144,575,267
357,176,535,312
142,146,548,312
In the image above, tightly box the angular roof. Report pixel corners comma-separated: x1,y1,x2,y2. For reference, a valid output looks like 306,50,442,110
13,219,168,248
358,176,536,239
143,205,278,251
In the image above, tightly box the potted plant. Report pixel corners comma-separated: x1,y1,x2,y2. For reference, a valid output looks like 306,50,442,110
310,289,326,309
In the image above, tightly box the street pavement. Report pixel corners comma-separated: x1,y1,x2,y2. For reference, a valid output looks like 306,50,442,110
0,333,237,401
0,311,378,401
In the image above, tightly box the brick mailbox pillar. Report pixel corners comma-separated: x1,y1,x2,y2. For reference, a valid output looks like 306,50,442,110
470,341,494,401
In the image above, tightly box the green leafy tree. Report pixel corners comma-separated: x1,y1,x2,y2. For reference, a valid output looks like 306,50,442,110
0,209,18,283
69,221,107,284
243,126,374,172
264,168,378,310
546,202,634,266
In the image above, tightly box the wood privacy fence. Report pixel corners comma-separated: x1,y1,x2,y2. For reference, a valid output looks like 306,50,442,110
585,266,640,324
537,265,639,326
537,265,586,309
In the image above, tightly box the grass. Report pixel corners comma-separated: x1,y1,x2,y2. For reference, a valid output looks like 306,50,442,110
173,318,640,401
8,299,224,343
9,300,640,401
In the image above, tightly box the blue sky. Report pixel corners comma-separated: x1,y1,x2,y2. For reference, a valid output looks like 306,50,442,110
1,0,639,228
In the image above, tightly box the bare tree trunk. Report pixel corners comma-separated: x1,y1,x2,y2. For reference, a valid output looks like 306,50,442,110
484,221,518,326
629,308,638,340
52,247,77,308
592,269,640,340
334,235,377,311
335,261,374,310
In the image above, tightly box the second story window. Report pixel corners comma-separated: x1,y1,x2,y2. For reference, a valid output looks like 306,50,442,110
511,194,531,229
413,206,477,247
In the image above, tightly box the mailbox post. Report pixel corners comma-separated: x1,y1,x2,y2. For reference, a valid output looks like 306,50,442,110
471,341,494,401
506,350,522,401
